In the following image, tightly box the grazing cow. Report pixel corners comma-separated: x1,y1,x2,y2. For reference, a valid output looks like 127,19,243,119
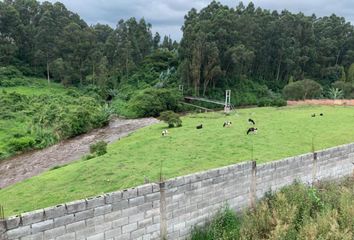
311,114,316,117
248,118,255,125
161,129,169,136
223,121,232,127
196,124,203,129
320,113,323,116
247,127,257,135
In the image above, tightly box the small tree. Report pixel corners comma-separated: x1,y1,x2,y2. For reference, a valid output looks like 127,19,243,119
159,111,182,128
327,88,344,100
283,79,322,100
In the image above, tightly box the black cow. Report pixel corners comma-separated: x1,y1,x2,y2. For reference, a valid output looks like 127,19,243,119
196,124,203,129
248,118,255,125
247,127,257,135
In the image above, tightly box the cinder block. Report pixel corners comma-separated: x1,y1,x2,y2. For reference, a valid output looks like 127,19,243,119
86,196,105,209
74,226,95,239
128,213,144,223
129,196,145,207
5,215,21,230
131,228,145,239
44,205,66,219
152,184,160,193
94,222,112,233
65,220,85,233
43,226,66,239
54,214,75,227
146,223,159,234
31,219,54,234
86,233,104,240
56,232,75,240
21,209,44,226
145,192,160,202
121,207,138,217
66,199,86,214
94,205,112,217
122,222,137,234
105,191,122,204
6,225,31,239
105,227,121,238
112,200,128,211
74,208,94,221
19,232,43,240
122,188,137,200
112,217,128,228
137,184,153,196
104,210,122,222
114,233,129,240
137,202,153,212
86,215,104,227
138,218,152,228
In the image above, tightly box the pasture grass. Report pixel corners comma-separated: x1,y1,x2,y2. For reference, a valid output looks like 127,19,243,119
1,105,354,216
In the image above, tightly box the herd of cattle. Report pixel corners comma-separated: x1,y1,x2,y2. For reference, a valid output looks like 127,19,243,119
161,118,258,136
162,112,324,137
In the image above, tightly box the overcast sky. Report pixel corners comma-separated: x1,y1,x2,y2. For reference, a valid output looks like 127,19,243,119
41,0,354,40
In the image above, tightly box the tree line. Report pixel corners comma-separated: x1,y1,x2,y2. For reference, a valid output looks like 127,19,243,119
0,0,177,87
179,1,354,96
1,0,354,101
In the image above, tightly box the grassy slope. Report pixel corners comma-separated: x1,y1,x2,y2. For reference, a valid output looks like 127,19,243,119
0,80,69,157
1,105,354,216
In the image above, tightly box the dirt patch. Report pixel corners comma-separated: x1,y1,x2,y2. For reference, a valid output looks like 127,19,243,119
287,99,354,106
0,118,159,189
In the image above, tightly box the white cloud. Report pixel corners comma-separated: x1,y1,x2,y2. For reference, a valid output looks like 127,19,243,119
40,0,354,40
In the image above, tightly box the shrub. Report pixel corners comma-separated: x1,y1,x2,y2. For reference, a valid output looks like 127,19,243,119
327,87,344,100
272,97,287,107
332,81,354,98
191,207,241,240
159,111,182,128
192,179,354,240
8,136,36,153
283,79,322,100
129,88,181,117
89,141,107,156
0,66,23,79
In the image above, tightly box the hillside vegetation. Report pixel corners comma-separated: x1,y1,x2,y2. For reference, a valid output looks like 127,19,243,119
191,178,354,240
1,106,354,216
1,0,354,110
0,74,109,160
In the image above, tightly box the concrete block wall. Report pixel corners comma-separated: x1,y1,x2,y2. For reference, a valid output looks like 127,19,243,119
2,142,354,240
164,162,253,240
1,183,161,240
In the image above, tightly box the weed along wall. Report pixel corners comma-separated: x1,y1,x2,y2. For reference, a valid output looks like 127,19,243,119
1,143,354,240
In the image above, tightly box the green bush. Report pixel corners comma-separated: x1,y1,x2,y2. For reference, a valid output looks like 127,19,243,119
8,136,36,153
283,79,322,100
89,141,108,156
159,111,182,128
129,88,181,117
191,207,241,240
0,87,110,159
0,66,23,79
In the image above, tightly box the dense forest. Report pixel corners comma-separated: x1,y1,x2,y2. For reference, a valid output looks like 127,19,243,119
1,0,354,110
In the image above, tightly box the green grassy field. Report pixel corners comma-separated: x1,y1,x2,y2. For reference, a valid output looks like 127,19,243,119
1,105,354,216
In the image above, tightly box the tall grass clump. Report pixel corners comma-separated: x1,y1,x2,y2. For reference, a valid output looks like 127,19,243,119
191,178,354,240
